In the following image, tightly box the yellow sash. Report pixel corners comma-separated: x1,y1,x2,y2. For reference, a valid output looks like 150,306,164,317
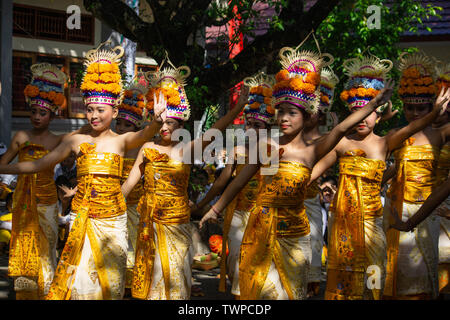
325,150,385,300
132,148,190,300
239,161,311,300
8,142,57,297
46,143,125,300
306,180,320,199
436,145,450,187
384,140,439,297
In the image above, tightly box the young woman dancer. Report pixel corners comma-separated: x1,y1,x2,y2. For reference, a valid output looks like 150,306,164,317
200,45,394,300
309,55,449,300
197,72,276,298
0,43,166,300
1,63,87,299
121,58,250,300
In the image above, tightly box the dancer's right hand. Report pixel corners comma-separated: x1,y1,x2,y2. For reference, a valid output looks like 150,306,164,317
199,209,219,229
434,86,450,115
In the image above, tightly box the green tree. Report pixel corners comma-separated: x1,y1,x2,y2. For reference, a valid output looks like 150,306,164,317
83,0,442,136
83,0,340,132
315,0,442,135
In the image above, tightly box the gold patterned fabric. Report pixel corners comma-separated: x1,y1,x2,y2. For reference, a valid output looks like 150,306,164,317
436,145,450,187
239,161,311,300
325,150,386,300
305,181,324,284
132,148,192,300
121,158,144,205
436,145,450,294
46,143,127,300
121,158,144,288
384,139,440,299
8,142,58,299
219,158,260,292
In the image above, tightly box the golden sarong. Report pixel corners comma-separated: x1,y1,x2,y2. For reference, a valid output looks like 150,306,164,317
435,145,450,293
132,148,192,300
46,143,127,300
384,140,440,299
121,158,144,288
8,142,58,300
239,161,311,300
305,181,324,284
219,158,260,294
325,150,386,300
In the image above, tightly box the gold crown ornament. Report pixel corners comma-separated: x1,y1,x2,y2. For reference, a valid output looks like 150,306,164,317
318,67,339,114
340,55,393,110
144,56,191,122
398,51,437,105
242,72,276,125
80,42,125,107
435,61,450,93
117,73,147,128
272,34,334,114
23,63,67,113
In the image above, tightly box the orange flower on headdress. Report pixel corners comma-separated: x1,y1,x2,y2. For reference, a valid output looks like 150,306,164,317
403,67,421,79
301,82,316,94
288,78,302,91
24,85,40,98
266,105,276,115
250,102,261,109
276,70,290,82
321,95,330,104
304,72,320,86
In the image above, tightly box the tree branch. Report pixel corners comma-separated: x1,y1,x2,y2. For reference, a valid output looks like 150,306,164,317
84,0,157,51
200,0,341,94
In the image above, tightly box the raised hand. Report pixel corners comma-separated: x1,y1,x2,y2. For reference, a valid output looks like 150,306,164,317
380,100,399,122
434,86,450,116
154,91,167,123
58,185,78,199
236,85,250,108
388,207,412,232
373,79,395,107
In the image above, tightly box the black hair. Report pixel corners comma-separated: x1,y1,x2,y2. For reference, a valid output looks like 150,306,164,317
320,175,337,186
55,175,70,187
5,192,13,205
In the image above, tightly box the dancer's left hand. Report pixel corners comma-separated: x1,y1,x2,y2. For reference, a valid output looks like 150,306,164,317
154,91,167,123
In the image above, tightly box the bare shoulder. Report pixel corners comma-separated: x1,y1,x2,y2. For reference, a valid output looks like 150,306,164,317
328,135,348,154
140,141,156,151
11,130,29,146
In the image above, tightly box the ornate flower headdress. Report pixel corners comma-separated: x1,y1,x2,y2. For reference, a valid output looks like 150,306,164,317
242,72,276,125
398,51,437,105
23,63,67,113
117,73,147,128
435,62,450,93
80,42,125,107
272,32,334,114
318,67,339,114
340,55,392,110
144,56,191,122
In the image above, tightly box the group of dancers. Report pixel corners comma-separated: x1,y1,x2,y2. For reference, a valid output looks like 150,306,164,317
0,35,448,300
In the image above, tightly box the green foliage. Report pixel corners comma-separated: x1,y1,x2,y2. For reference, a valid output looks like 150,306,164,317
315,0,442,135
